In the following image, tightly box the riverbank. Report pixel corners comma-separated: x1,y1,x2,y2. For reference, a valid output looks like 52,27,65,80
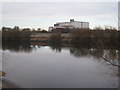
30,30,120,45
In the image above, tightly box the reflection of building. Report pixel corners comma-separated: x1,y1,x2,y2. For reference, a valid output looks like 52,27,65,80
49,19,89,31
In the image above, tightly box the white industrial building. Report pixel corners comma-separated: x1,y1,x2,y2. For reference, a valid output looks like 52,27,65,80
53,19,89,29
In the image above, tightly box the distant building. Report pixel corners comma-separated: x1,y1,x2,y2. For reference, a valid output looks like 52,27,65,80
53,19,89,29
48,26,53,32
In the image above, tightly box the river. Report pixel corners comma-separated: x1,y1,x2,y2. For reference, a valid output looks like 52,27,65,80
2,44,119,88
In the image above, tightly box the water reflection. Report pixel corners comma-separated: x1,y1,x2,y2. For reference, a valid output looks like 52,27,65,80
2,42,119,88
70,46,119,68
2,42,119,66
50,43,62,53
2,42,33,53
70,47,117,60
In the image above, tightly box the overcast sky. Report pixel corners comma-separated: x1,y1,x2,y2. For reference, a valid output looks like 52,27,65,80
2,1,119,30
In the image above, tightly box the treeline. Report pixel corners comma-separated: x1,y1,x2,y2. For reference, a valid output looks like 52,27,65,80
2,26,49,42
48,29,120,49
71,29,120,44
2,26,31,42
2,26,120,44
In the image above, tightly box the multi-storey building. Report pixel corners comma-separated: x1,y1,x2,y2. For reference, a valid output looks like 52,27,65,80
53,19,89,29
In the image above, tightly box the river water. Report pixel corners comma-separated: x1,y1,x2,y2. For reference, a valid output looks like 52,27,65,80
2,44,119,88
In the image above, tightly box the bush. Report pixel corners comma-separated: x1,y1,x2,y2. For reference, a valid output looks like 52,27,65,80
49,33,62,43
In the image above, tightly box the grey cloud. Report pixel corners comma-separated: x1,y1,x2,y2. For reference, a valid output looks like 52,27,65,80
2,2,118,29
2,2,117,18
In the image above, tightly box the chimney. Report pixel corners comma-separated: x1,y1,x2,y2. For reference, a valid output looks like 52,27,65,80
70,19,74,22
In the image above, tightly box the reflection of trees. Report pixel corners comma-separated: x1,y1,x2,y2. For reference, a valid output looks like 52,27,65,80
2,42,33,53
70,46,118,67
70,48,90,57
50,43,62,53
90,48,103,59
103,50,118,60
70,47,104,58
2,40,119,67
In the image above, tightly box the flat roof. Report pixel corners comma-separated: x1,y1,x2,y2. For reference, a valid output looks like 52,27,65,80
56,21,89,24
